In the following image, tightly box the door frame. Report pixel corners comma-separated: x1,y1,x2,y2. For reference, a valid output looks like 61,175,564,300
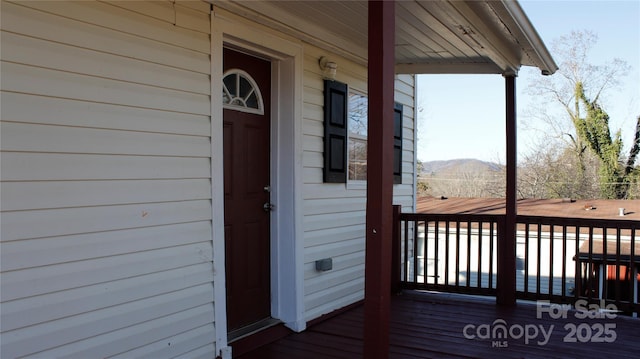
211,7,305,356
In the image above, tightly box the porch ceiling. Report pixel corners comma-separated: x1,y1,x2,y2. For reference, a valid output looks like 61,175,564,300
213,0,558,76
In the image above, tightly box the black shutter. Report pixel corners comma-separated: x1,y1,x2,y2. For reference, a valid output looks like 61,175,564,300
393,103,403,184
323,80,348,183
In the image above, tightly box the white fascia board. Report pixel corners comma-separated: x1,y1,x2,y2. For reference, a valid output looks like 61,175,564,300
499,0,559,75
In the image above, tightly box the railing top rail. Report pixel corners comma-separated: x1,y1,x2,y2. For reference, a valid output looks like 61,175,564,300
516,214,640,229
399,212,503,223
399,212,639,229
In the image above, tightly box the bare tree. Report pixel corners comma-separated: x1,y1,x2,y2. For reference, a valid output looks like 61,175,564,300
420,168,504,198
518,142,600,199
525,30,639,199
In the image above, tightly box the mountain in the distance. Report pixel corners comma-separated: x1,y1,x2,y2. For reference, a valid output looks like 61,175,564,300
419,158,503,176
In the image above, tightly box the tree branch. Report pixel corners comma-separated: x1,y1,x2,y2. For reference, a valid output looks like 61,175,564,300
625,116,640,175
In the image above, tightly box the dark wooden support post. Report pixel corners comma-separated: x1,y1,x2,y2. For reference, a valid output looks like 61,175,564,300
364,1,395,358
391,205,402,294
497,73,517,306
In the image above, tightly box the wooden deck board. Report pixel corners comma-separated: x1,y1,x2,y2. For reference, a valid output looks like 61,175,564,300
236,291,640,358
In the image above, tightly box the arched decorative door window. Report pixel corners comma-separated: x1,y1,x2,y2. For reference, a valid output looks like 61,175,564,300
222,69,264,115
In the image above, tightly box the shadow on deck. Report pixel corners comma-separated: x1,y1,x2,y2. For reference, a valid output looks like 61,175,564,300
237,290,640,358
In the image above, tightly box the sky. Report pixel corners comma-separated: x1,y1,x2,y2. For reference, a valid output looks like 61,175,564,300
417,0,640,163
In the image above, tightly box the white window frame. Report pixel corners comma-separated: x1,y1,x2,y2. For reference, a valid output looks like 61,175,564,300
347,90,368,186
222,68,265,115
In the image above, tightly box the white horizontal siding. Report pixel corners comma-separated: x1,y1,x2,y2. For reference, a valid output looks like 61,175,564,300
304,253,365,296
4,303,215,359
2,31,210,95
12,1,210,54
1,92,210,135
108,324,216,359
1,179,212,211
1,122,211,157
174,343,218,359
305,277,364,311
99,1,211,34
1,200,212,242
304,291,364,322
301,44,417,321
305,237,365,264
3,62,209,115
0,2,215,358
1,153,211,181
304,197,367,215
1,262,214,330
303,211,366,231
1,1,209,73
394,74,417,211
1,222,213,273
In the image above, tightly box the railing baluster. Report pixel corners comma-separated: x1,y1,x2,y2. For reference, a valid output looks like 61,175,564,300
587,226,601,302
602,226,608,302
455,221,460,288
424,221,429,284
524,223,530,295
403,219,409,283
536,222,542,299
489,220,494,289
466,220,472,288
615,227,621,305
445,221,450,289
631,229,637,316
434,221,439,286
413,220,419,284
575,225,581,302
478,221,483,288
549,224,554,296
561,224,567,301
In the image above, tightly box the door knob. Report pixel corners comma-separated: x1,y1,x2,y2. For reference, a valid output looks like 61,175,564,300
263,202,275,212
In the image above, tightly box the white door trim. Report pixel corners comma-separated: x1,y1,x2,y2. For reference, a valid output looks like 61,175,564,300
211,7,305,357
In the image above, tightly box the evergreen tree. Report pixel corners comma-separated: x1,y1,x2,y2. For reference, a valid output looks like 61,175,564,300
573,82,640,198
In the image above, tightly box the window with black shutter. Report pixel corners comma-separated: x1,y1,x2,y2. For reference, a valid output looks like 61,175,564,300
323,80,348,183
323,79,403,185
393,103,403,184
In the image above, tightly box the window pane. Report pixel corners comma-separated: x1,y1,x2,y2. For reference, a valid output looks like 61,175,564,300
348,93,368,137
349,137,367,181
223,74,237,97
246,92,258,109
348,92,368,181
239,76,251,98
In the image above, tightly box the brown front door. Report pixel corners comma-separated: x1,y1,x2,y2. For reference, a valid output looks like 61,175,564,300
223,48,272,332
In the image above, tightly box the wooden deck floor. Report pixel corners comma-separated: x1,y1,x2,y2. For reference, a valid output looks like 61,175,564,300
237,291,640,358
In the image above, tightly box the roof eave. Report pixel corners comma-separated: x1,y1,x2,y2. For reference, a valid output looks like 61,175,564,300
499,0,559,76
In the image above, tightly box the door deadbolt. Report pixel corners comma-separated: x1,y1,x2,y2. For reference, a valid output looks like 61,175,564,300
263,202,275,212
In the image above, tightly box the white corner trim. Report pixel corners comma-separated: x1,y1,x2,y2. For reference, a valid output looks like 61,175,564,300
218,346,232,359
270,52,307,333
211,15,229,354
